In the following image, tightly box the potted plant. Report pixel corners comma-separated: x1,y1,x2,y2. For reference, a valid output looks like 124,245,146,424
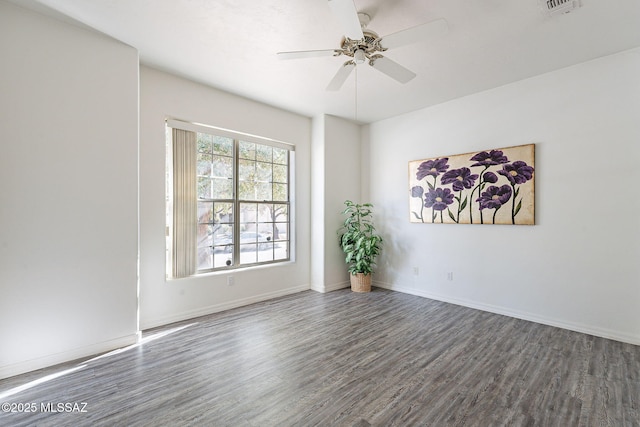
338,200,383,292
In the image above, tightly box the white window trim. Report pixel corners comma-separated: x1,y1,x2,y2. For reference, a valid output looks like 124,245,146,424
166,118,295,152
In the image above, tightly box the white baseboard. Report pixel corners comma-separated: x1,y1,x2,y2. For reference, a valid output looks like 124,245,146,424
311,280,349,293
375,281,640,346
0,333,138,380
309,283,325,293
140,284,310,330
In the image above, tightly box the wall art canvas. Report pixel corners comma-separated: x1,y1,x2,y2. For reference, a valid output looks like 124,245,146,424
409,144,535,225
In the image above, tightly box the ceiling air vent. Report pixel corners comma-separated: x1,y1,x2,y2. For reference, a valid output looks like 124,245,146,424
540,0,582,16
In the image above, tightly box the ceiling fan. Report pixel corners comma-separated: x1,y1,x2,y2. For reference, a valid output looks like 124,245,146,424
277,0,448,91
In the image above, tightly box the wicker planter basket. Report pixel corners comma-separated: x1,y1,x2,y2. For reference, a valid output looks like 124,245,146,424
350,273,372,293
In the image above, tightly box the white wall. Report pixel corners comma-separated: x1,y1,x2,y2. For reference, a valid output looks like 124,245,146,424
324,116,362,289
310,115,362,292
367,48,640,345
139,66,311,329
0,1,139,378
310,115,326,291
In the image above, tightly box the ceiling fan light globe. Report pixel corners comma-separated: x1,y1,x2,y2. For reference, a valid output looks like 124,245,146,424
354,49,366,64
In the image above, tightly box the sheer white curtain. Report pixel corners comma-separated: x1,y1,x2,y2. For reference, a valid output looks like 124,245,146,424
171,128,197,278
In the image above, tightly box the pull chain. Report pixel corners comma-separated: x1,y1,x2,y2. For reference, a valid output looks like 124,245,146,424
354,66,358,122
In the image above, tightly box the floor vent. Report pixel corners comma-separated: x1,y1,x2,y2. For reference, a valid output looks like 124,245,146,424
540,0,582,16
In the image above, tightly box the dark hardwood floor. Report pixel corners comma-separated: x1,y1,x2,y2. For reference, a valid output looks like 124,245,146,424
1,288,638,426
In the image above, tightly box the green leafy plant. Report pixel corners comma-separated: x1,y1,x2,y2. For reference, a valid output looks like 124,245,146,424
338,200,383,275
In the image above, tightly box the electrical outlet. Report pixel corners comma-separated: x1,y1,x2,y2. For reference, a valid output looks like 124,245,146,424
413,267,419,276
447,272,453,281
227,276,235,286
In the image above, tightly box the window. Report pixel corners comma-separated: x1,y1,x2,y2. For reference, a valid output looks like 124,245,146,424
166,119,293,278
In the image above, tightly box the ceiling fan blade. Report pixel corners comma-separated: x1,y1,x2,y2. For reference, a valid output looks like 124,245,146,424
328,0,364,40
277,49,339,60
370,56,416,84
379,18,448,50
326,61,356,91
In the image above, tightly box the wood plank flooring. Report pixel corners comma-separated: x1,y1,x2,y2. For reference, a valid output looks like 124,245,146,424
1,288,639,426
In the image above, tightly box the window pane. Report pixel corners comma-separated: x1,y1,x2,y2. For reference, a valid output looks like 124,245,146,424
213,225,232,246
273,164,287,183
273,183,287,201
212,156,232,178
258,243,274,262
258,227,273,242
214,251,233,268
197,177,211,199
274,223,288,242
239,181,255,200
214,202,234,224
211,201,233,263
212,136,233,156
197,224,213,248
274,242,288,261
256,162,272,182
239,158,255,200
240,245,258,264
197,153,212,176
198,202,213,223
258,223,274,241
212,223,233,264
256,144,272,162
256,182,272,201
197,246,213,270
258,204,272,222
273,204,288,223
239,159,255,181
273,147,288,165
197,133,212,153
211,177,233,199
240,203,257,226
239,141,255,160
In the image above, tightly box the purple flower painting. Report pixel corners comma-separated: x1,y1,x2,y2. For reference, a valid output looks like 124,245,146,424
423,188,454,223
498,161,535,185
440,167,478,223
477,185,512,210
409,144,535,225
476,185,513,224
470,150,509,167
416,158,449,181
441,167,478,191
425,188,454,210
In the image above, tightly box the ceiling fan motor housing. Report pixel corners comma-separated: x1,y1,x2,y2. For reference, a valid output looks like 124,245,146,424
339,30,385,64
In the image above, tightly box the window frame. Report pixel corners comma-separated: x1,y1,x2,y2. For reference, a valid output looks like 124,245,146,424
166,119,294,277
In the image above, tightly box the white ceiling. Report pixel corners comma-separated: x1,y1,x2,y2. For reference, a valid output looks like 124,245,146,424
19,0,640,123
